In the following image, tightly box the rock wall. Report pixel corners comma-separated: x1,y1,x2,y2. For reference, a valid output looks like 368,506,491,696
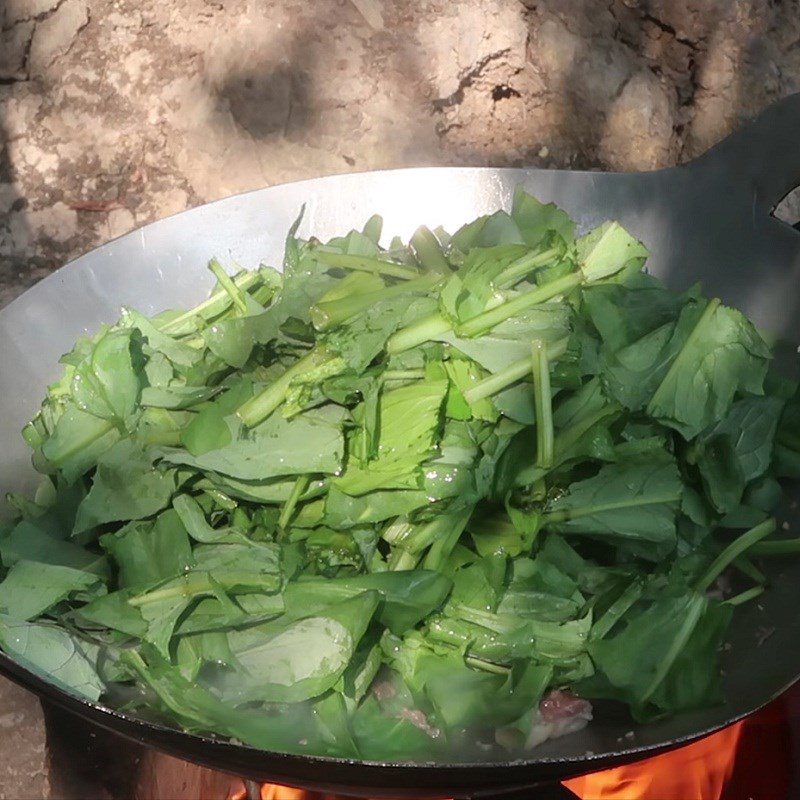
1,0,799,303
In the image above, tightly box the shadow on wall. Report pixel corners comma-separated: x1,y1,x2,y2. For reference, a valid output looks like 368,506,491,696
213,32,314,142
0,115,33,309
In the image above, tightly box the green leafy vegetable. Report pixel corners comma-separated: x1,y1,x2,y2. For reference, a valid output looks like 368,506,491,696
3,187,796,762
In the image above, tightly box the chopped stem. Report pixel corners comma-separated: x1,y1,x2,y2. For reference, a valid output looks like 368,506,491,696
496,246,561,288
514,404,622,488
463,338,568,404
640,594,705,704
422,506,473,571
388,507,472,571
208,258,248,315
733,556,766,584
385,312,452,354
388,548,421,571
695,518,776,592
531,340,554,468
382,370,425,382
128,572,278,606
381,517,413,545
591,579,644,640
403,516,455,555
311,273,442,331
457,272,583,338
750,537,800,556
279,474,312,530
160,271,262,334
311,250,419,280
140,428,182,447
465,655,511,675
410,226,450,274
531,478,547,502
724,586,765,606
523,405,620,487
236,347,333,428
543,494,682,525
464,358,531,404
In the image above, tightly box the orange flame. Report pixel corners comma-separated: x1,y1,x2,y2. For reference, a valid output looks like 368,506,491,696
227,785,421,800
563,723,743,800
260,787,319,800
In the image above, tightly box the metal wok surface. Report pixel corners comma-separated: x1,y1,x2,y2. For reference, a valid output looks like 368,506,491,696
1,95,800,798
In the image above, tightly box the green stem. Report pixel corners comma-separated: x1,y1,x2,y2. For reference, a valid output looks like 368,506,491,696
311,250,419,280
457,272,583,338
463,339,568,404
381,517,414,546
160,271,262,335
465,655,511,675
532,340,553,469
385,312,452,354
410,226,450,273
236,347,333,427
544,494,682,525
640,594,705,704
388,548,421,571
128,572,277,606
140,428,182,447
311,273,442,331
402,515,455,555
496,246,561,288
279,474,311,530
695,518,776,592
733,556,766,584
724,586,765,606
382,370,426,382
422,506,473,571
591,579,644,640
750,537,800,556
208,258,248,315
513,404,621,488
464,358,531,404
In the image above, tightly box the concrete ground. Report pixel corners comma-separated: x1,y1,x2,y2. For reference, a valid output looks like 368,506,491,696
2,0,800,796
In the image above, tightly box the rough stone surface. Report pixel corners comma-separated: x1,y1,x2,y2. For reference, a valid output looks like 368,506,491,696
28,0,90,77
0,21,34,81
1,0,799,301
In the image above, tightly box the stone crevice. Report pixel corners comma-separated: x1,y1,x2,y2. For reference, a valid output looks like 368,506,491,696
432,48,512,110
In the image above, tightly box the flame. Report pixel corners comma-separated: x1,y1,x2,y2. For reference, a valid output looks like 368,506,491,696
227,785,420,800
260,787,318,800
563,723,744,800
225,711,785,800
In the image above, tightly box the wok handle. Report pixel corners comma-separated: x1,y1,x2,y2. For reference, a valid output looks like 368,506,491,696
692,92,800,214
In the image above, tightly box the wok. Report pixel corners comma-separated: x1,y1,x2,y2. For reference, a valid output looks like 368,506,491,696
1,94,800,799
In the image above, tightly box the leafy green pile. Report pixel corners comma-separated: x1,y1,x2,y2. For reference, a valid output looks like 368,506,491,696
3,187,799,761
